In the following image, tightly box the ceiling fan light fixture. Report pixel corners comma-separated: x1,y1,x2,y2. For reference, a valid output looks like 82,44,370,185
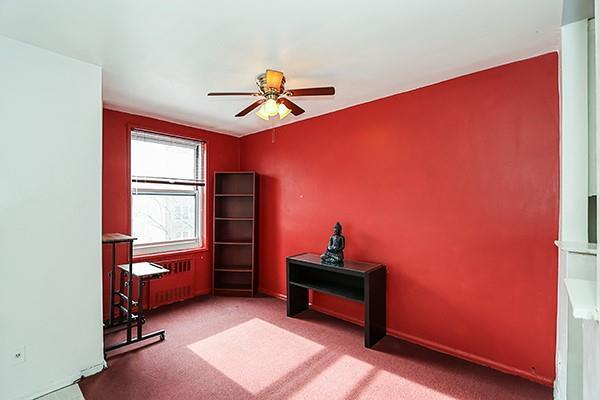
256,104,270,120
278,102,292,120
208,70,333,119
264,98,279,116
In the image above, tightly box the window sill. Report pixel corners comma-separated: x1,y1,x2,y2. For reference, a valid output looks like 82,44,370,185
134,240,205,257
554,240,597,255
133,246,208,262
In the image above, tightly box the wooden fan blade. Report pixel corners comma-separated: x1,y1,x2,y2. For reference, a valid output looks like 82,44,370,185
235,99,265,117
279,98,305,116
286,87,335,96
266,69,284,91
207,92,260,96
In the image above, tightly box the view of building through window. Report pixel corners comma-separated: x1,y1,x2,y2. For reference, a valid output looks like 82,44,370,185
130,130,205,249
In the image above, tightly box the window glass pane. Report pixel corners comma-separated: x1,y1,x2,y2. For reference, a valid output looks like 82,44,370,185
132,193,196,244
131,138,196,180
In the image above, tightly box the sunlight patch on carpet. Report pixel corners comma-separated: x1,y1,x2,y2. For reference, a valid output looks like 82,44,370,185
290,355,373,400
187,318,324,394
356,370,457,400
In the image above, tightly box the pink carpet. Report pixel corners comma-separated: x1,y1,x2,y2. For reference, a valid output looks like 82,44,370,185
80,296,552,400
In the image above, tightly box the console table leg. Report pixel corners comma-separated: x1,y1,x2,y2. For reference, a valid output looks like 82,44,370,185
287,262,309,316
365,268,386,348
287,284,308,316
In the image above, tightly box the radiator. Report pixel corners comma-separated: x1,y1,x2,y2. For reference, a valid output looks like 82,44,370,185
148,258,194,309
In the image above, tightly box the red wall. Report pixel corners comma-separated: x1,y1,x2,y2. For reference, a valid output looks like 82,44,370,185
102,109,240,312
240,53,559,384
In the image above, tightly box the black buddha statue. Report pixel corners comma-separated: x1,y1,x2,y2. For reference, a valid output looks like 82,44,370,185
320,222,345,264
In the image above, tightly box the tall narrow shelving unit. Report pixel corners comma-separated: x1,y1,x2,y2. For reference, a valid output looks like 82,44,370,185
213,172,258,296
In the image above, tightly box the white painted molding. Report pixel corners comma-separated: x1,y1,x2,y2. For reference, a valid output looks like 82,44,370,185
565,278,599,320
555,240,598,254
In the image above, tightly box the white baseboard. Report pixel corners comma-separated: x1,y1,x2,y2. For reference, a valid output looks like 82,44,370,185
80,360,106,378
18,359,105,400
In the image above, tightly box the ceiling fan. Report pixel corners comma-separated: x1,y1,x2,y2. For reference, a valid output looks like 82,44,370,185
208,69,335,120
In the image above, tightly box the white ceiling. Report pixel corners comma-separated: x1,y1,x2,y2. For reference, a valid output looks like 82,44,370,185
0,0,562,136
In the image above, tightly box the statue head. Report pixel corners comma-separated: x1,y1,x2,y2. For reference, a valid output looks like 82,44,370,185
333,222,342,235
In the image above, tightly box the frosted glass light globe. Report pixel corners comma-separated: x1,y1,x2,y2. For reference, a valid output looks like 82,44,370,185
264,99,279,116
278,103,291,120
255,104,270,120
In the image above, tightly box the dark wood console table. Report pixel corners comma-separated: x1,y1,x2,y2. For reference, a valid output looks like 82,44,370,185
286,253,386,348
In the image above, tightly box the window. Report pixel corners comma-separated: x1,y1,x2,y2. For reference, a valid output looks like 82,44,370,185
131,130,205,254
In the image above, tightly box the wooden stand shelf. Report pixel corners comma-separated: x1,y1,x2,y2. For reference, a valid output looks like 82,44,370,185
213,172,258,296
214,265,253,272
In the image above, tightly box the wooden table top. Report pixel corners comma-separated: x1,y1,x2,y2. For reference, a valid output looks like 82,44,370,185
117,262,169,277
102,233,136,243
287,253,385,274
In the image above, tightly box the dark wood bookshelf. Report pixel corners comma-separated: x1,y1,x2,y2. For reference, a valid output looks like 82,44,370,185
213,172,258,296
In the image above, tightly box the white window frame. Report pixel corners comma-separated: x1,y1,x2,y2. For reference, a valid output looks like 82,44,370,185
130,129,205,255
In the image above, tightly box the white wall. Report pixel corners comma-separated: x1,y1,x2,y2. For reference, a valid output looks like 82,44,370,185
0,36,104,399
561,19,590,244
